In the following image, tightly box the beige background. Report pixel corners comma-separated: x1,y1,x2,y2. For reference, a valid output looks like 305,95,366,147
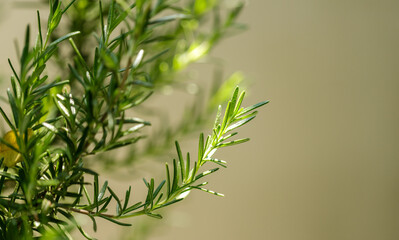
1,0,399,239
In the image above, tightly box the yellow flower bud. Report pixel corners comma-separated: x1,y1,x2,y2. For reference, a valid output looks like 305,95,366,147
0,129,33,167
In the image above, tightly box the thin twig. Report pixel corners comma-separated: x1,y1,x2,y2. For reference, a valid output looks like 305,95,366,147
62,206,115,218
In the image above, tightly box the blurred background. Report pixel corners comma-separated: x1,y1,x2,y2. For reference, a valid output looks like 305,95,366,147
1,0,399,239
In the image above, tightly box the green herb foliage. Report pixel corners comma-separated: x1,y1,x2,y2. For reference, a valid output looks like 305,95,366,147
0,0,268,238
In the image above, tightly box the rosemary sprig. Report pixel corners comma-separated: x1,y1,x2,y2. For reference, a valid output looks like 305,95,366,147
0,0,267,239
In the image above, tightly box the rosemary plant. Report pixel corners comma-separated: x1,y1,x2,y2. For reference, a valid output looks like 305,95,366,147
0,0,268,239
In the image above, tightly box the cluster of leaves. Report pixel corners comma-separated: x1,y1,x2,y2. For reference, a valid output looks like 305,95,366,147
0,0,267,239
38,0,248,169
